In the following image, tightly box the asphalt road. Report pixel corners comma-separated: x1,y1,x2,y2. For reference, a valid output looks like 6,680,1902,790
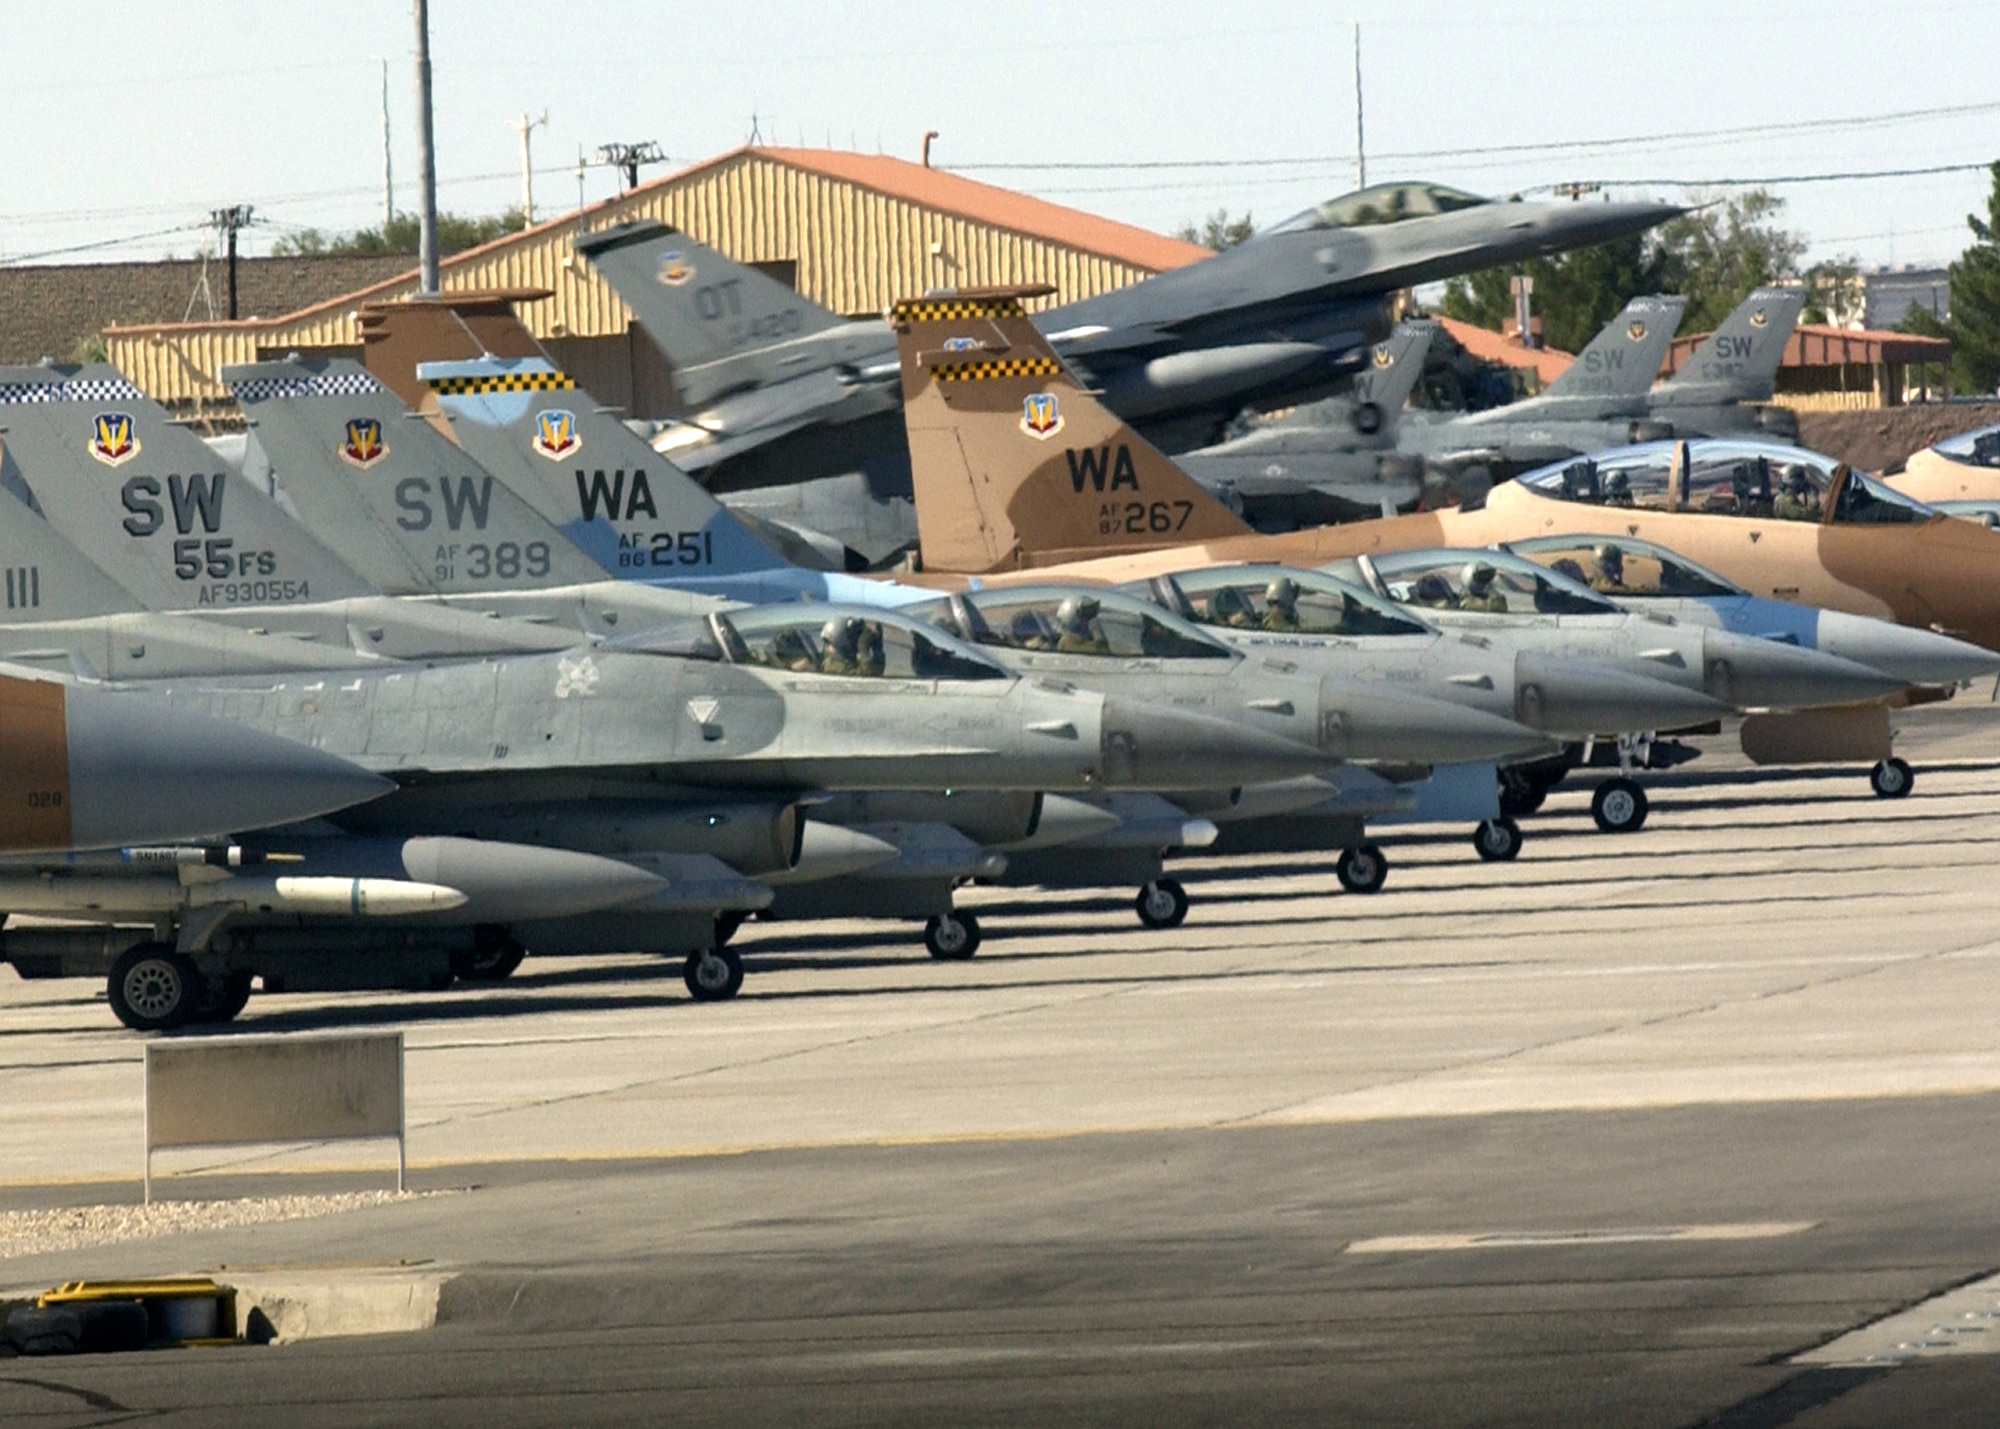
6,705,2000,1425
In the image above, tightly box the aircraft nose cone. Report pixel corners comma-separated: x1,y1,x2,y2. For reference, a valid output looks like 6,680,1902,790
1700,628,1910,709
1814,610,2000,686
1548,199,1690,248
1514,651,1731,735
1099,697,1334,788
63,691,392,848
1320,677,1558,763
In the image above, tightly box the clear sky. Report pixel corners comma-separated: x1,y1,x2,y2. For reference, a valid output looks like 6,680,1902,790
4,1,1995,275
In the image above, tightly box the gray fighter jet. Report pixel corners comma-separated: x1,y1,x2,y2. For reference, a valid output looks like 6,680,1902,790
4,599,1336,1029
564,188,1682,551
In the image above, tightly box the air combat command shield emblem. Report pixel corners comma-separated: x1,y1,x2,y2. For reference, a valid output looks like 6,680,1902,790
657,251,694,287
531,408,581,460
339,416,388,469
87,413,139,467
1020,391,1064,441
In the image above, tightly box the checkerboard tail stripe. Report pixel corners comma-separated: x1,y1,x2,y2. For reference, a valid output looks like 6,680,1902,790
427,371,576,396
892,297,1028,323
0,377,146,405
931,356,1064,383
229,371,386,403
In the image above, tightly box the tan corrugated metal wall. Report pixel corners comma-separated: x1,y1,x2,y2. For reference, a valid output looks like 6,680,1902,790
104,153,1168,408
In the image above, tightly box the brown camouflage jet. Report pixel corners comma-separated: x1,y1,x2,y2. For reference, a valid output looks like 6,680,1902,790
890,295,2000,653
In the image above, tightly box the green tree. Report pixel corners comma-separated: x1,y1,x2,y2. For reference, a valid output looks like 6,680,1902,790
1173,209,1256,251
1947,159,2000,395
1441,190,1805,349
272,209,528,258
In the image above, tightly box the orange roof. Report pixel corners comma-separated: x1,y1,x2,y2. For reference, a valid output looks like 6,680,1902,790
105,145,1210,340
1663,322,1951,373
739,146,1211,271
1436,316,1573,385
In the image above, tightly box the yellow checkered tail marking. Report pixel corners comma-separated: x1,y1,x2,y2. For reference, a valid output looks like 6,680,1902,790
930,356,1064,383
427,371,576,395
892,297,1027,323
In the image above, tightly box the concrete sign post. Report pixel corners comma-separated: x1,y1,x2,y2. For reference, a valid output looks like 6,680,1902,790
144,1032,406,1203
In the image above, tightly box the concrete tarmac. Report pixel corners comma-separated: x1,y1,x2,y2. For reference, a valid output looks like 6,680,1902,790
5,704,2000,1425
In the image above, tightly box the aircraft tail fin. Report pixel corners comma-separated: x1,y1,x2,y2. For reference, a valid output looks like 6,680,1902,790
574,222,848,409
0,480,145,622
1353,321,1437,416
0,364,370,610
1658,286,1804,402
419,355,795,583
1539,295,1687,400
224,357,613,594
889,291,1252,573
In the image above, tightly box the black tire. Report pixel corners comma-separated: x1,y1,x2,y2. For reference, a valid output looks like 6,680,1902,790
191,971,254,1025
682,947,744,1002
1591,778,1649,834
1870,757,1914,799
453,937,527,982
713,911,747,948
1335,843,1389,894
1135,878,1190,930
107,943,205,1032
1473,818,1524,862
924,911,981,960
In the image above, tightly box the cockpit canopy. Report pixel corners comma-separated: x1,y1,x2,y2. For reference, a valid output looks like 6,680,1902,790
1264,183,1491,235
1931,424,2000,467
1503,535,1744,600
1127,564,1437,638
708,603,1008,681
1341,548,1623,617
1518,439,1941,526
909,586,1237,661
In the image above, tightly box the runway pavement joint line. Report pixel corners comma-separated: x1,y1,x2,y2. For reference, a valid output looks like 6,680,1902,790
1344,1221,1817,1253
1791,1268,2000,1367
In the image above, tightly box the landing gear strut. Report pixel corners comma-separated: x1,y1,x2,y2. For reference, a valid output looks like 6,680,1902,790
1335,843,1389,894
924,910,981,960
1869,757,1914,799
1135,878,1189,929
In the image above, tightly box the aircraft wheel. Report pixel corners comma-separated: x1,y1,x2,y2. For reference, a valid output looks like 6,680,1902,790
1135,878,1190,930
453,935,527,982
682,947,744,1002
1591,777,1649,834
714,911,748,948
1870,757,1914,799
1335,843,1389,894
1473,818,1524,862
190,971,254,1025
107,942,206,1032
924,911,981,961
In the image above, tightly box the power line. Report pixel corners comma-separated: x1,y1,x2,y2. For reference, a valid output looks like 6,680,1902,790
950,99,2000,174
0,223,209,265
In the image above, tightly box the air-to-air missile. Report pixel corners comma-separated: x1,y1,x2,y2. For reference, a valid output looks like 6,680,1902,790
0,664,390,853
9,600,1336,1029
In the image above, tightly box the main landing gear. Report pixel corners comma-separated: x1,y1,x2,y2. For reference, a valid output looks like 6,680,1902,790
1335,843,1389,894
1869,757,1914,799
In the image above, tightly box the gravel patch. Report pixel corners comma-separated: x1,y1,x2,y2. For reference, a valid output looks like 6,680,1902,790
0,1190,453,1262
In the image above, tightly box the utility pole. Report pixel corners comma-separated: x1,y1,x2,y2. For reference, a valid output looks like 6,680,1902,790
380,59,395,228
596,141,665,194
1353,23,1366,191
511,110,548,222
575,147,588,212
210,205,253,320
412,0,440,294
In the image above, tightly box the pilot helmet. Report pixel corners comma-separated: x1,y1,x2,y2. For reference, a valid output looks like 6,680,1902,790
1055,595,1100,632
1605,470,1632,496
1462,561,1497,594
1207,585,1250,620
821,616,860,656
1550,557,1587,584
1594,543,1624,577
1782,464,1812,495
1412,572,1452,604
1264,576,1299,610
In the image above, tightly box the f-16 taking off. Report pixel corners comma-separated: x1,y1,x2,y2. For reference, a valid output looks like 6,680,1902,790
572,185,1681,529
